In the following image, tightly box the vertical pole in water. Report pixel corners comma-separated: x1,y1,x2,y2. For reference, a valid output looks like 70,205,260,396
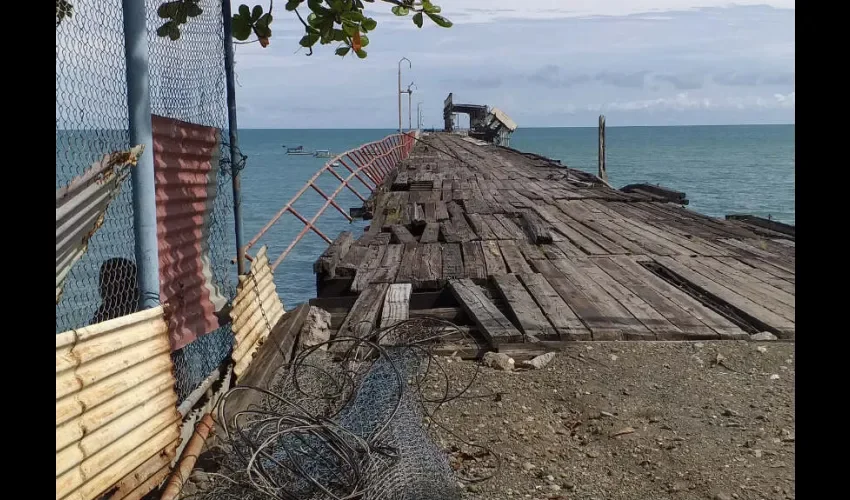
223,0,246,276
598,115,608,184
397,58,411,135
122,0,160,310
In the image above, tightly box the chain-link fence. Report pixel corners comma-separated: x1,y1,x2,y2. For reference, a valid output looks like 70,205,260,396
56,0,238,403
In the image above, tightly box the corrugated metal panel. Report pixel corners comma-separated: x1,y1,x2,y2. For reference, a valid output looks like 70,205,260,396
231,246,286,379
152,115,229,350
490,107,518,131
56,306,181,500
56,146,144,304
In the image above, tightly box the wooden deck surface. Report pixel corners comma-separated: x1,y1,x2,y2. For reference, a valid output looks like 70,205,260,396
312,133,795,348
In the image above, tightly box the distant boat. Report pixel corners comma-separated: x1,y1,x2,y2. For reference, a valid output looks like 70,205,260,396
314,149,332,158
286,145,312,155
330,161,341,168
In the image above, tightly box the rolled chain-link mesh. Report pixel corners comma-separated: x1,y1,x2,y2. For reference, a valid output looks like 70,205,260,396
145,0,238,402
56,0,238,403
56,0,136,333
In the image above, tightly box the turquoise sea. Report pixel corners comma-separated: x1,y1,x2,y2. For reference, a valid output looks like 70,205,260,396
238,125,795,308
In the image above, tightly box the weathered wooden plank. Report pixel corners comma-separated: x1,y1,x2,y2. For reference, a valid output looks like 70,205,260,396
447,201,477,240
350,245,387,293
550,258,655,340
517,273,590,340
494,214,527,240
395,243,419,283
594,257,722,339
492,274,557,339
719,238,794,273
440,221,462,243
530,259,622,340
608,255,746,339
390,224,417,244
540,244,569,261
467,213,497,240
550,221,608,255
378,283,413,344
654,256,794,338
419,222,441,243
673,256,795,320
435,201,450,221
369,244,403,284
482,240,508,276
336,245,369,277
448,279,523,346
736,256,795,282
715,256,794,294
520,211,553,244
411,203,426,226
441,180,453,202
517,240,547,261
442,243,465,280
498,240,533,274
461,241,488,280
314,231,354,278
413,243,443,289
483,214,515,240
574,259,684,339
337,282,390,339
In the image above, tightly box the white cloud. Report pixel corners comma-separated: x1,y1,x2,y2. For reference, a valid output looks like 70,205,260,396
596,92,795,113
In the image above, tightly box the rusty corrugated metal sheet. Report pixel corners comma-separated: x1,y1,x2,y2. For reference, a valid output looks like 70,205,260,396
56,306,181,500
230,246,286,379
56,146,144,304
152,115,229,350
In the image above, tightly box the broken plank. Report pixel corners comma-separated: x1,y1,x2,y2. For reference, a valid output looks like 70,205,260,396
520,211,553,244
449,278,523,346
492,274,557,339
517,273,590,340
370,244,403,284
395,243,419,283
467,213,497,240
482,214,515,240
440,220,462,243
337,283,391,339
336,245,369,277
350,245,387,293
494,214,527,240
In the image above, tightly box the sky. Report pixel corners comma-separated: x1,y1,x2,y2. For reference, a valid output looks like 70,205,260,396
231,1,794,129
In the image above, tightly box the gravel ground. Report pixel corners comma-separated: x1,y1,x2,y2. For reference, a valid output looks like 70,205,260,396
426,341,795,500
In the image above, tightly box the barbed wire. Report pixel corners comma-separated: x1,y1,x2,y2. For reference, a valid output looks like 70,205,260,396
188,317,500,500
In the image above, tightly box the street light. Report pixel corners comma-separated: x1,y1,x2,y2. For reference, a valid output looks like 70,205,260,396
397,57,411,134
405,82,417,131
417,101,423,130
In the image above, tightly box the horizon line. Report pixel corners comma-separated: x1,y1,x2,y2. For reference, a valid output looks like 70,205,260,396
238,122,795,130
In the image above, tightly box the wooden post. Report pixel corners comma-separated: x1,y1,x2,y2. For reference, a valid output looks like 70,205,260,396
598,115,607,183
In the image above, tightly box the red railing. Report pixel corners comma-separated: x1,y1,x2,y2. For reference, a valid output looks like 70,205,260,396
243,132,415,270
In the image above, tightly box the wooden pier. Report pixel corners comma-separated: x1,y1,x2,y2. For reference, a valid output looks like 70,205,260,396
311,133,795,355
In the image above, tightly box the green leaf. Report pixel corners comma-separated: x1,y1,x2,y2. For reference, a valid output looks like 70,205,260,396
156,21,174,37
412,12,423,28
300,33,320,47
167,23,181,41
391,6,409,16
342,22,357,37
307,12,321,27
257,13,273,28
157,2,177,19
355,48,367,59
238,4,251,18
232,16,252,40
251,5,263,21
341,11,365,22
187,3,203,17
335,46,351,57
359,34,369,47
423,1,441,14
361,17,377,31
255,23,271,38
285,0,300,11
425,12,452,28
332,29,346,42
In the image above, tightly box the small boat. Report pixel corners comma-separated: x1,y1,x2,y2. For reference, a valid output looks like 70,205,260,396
330,161,341,168
286,146,312,155
314,149,332,158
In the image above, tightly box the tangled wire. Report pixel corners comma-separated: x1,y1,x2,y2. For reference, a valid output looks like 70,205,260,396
194,316,499,500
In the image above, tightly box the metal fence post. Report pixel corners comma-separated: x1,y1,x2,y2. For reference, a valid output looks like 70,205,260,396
222,0,246,276
122,0,160,309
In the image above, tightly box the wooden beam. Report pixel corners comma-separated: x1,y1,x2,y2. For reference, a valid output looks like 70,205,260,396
448,278,523,346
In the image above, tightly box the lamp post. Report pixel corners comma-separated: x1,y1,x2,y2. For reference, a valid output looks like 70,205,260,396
405,82,417,131
397,57,411,134
417,101,423,130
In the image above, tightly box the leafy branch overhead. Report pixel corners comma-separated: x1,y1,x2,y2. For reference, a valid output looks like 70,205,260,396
56,0,451,59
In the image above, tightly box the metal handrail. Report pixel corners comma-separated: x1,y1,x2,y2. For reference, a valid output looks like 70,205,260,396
243,132,415,271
